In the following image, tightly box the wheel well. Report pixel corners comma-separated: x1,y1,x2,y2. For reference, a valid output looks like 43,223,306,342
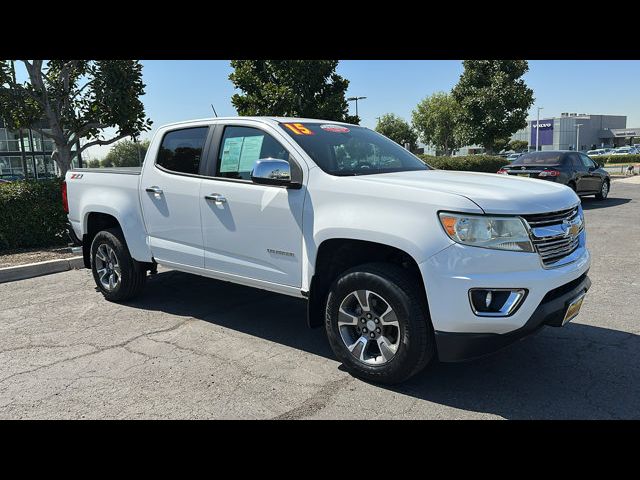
82,213,121,268
307,239,426,328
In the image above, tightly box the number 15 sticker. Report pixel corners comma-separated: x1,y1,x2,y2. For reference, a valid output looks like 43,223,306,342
283,123,314,135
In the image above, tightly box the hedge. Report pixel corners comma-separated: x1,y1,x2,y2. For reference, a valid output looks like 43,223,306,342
418,154,507,173
592,154,640,165
0,179,68,251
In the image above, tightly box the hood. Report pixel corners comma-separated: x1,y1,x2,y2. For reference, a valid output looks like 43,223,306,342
354,170,579,215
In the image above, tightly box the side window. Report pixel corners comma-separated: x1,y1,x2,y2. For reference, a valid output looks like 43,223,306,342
569,153,583,168
216,126,289,180
579,153,594,168
156,127,208,175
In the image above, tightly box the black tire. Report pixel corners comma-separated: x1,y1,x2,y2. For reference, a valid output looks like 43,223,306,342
90,227,146,302
595,179,609,200
325,262,435,385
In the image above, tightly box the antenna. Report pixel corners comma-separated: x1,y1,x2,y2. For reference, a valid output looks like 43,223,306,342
210,104,218,117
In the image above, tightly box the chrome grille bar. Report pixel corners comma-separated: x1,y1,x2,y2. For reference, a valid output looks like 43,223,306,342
521,206,583,267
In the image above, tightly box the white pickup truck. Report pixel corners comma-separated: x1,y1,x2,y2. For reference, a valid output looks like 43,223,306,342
65,117,591,384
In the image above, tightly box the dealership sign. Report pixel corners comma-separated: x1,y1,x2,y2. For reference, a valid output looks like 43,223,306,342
530,119,554,145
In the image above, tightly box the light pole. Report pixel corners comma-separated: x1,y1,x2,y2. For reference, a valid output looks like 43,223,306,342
575,124,583,152
535,106,543,152
347,96,367,119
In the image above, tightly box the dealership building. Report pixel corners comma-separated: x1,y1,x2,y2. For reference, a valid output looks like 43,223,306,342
444,113,638,156
510,113,638,152
0,118,83,179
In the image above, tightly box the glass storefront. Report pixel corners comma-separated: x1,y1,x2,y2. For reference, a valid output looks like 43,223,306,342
0,122,72,180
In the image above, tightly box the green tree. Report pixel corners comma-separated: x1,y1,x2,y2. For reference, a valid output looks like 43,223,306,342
452,60,534,154
412,92,463,156
229,60,358,123
102,138,149,167
86,158,101,168
0,60,152,176
507,139,529,152
375,113,418,150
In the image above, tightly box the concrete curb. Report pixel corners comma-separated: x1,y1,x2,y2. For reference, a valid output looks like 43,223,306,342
0,256,84,284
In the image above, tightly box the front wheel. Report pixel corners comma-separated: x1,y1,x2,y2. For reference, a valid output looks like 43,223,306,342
595,179,609,200
91,228,146,302
325,263,435,384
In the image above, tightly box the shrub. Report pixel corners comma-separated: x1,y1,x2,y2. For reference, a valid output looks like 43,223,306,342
592,154,640,165
418,154,508,173
0,179,68,251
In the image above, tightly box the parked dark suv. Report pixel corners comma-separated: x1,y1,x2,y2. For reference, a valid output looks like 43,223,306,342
497,151,610,199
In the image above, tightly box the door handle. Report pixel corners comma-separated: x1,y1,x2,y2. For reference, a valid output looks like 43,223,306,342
145,186,163,195
204,193,227,204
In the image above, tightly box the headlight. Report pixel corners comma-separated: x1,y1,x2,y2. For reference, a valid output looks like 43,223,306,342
438,212,534,252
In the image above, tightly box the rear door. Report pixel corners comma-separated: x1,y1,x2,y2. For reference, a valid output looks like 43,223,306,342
578,153,600,192
568,153,588,193
139,125,212,267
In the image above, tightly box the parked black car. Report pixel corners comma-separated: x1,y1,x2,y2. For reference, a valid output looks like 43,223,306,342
497,150,610,199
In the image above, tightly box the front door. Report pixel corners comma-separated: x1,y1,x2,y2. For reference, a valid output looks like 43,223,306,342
139,126,210,268
578,153,600,192
199,123,305,287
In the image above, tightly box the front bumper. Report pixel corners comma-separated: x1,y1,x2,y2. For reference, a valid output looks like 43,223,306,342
418,239,591,361
435,272,591,361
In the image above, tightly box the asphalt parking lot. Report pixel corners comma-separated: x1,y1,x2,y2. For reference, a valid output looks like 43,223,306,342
1,178,639,419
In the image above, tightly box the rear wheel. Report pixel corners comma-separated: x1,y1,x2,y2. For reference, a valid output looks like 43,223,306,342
91,228,146,302
595,179,609,200
325,263,435,384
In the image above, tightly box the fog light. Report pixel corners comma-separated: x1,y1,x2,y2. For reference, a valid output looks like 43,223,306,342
468,288,527,317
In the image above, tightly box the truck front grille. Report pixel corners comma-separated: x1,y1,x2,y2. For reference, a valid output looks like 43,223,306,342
521,206,583,267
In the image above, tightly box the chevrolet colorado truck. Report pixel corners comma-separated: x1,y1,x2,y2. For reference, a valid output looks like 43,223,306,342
64,117,591,384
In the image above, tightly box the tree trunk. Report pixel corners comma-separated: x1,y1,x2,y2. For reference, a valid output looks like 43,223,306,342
53,144,73,177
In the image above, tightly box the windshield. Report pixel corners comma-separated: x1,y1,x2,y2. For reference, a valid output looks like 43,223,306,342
511,152,564,165
279,122,429,176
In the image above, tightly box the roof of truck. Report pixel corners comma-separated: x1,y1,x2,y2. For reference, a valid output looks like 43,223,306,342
159,116,358,129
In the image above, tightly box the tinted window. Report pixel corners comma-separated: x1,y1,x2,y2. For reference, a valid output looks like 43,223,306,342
156,127,208,175
569,153,582,168
579,153,595,168
217,126,289,180
280,122,428,176
511,152,563,166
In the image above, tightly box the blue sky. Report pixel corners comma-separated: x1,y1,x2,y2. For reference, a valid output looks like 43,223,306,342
37,60,640,159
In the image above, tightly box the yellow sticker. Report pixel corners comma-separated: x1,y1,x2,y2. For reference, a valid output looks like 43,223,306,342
283,123,314,135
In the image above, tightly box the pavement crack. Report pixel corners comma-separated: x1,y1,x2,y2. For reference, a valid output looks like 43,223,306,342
0,318,192,386
272,376,352,420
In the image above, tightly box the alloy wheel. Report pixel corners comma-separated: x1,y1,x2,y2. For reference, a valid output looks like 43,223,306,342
95,244,121,291
337,290,401,365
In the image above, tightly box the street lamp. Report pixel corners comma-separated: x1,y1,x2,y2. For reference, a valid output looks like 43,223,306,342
535,106,543,152
575,124,583,152
347,96,367,119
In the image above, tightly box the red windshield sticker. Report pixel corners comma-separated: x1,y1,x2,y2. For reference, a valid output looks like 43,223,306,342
283,123,314,135
320,124,350,133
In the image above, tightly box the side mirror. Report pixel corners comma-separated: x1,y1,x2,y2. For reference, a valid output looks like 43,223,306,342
251,159,296,187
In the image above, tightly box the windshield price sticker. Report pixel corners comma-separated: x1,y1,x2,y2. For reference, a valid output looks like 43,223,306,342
283,123,314,135
320,124,350,133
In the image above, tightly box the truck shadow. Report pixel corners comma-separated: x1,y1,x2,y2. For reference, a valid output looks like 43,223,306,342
393,324,640,419
580,196,631,210
128,270,640,419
